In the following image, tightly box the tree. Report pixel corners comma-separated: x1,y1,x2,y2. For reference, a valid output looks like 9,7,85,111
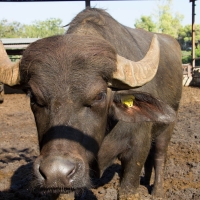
178,24,200,49
22,18,65,38
0,18,65,38
134,16,156,32
155,0,184,38
0,19,24,38
134,0,184,38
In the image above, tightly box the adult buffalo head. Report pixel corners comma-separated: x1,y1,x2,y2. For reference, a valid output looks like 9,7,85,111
0,34,175,194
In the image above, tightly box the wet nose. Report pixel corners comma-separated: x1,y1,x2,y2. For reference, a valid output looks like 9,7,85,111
39,156,76,184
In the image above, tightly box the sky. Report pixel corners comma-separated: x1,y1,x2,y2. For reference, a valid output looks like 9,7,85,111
0,0,199,29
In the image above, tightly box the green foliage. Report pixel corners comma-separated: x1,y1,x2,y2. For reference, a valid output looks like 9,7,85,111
134,0,200,64
178,24,200,43
182,50,191,64
0,18,65,38
0,19,24,38
134,16,157,32
21,18,65,38
195,48,200,66
155,0,184,38
134,0,200,47
134,0,183,38
178,25,191,42
182,48,200,66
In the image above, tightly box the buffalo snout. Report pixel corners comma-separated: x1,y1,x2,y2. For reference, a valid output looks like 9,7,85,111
31,126,100,193
33,154,90,193
38,156,77,185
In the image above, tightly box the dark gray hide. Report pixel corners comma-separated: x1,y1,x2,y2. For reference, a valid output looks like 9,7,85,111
19,8,182,199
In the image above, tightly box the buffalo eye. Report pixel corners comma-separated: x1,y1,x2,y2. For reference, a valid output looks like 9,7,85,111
94,92,106,101
85,91,107,108
27,90,46,108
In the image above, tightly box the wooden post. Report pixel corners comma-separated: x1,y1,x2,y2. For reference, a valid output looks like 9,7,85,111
191,0,196,69
85,0,90,7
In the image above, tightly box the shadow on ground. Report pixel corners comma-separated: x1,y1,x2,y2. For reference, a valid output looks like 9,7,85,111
0,146,121,200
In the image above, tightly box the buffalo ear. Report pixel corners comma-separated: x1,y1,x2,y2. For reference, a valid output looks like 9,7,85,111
109,91,176,123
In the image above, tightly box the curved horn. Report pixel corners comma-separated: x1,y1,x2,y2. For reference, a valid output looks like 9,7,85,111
0,40,20,86
111,34,160,89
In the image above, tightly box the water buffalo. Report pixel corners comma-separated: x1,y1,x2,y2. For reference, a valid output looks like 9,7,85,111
0,8,182,200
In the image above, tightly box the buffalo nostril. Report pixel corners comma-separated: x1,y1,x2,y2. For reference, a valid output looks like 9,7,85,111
38,156,76,182
57,160,76,177
39,166,47,180
65,162,76,177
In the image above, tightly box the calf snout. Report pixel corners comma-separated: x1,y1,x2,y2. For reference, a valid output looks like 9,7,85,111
39,156,76,185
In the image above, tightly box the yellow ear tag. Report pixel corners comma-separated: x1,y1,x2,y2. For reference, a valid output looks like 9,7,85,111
121,95,135,108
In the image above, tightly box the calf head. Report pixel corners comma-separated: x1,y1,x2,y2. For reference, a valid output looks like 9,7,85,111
0,34,175,194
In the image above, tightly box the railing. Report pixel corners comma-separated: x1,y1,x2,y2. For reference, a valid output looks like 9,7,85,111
183,63,200,86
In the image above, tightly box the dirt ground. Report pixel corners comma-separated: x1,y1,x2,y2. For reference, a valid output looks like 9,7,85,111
0,86,200,200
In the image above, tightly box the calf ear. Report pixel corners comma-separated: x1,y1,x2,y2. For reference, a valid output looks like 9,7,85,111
109,91,176,123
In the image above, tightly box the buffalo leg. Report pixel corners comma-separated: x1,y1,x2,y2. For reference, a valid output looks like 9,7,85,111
119,123,152,200
151,123,175,198
0,83,4,103
142,147,154,186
